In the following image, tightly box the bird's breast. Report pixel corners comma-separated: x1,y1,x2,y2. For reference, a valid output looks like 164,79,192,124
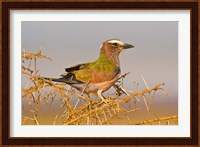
93,73,120,92
71,73,120,95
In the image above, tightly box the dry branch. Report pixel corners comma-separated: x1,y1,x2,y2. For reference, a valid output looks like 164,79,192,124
134,115,178,125
22,49,176,125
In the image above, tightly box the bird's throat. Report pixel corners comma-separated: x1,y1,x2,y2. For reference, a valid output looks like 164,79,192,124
98,53,120,66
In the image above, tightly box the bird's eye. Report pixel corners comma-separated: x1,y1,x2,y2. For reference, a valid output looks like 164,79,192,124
112,43,118,47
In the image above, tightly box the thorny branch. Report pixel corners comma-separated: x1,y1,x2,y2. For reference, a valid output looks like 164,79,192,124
22,49,177,125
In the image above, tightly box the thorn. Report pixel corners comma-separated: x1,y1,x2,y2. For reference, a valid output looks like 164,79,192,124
34,116,39,125
142,95,150,112
73,98,80,110
141,74,150,91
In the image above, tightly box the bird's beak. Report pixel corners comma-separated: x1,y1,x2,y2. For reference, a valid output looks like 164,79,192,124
123,43,134,49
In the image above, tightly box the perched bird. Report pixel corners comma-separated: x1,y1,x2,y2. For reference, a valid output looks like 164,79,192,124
45,39,134,102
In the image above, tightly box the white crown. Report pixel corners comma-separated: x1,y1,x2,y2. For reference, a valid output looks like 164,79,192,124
108,39,124,46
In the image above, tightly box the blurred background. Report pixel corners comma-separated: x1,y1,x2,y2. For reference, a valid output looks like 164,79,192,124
22,21,178,125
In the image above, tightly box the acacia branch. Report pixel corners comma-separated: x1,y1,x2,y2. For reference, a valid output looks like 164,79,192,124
134,115,178,125
22,50,173,125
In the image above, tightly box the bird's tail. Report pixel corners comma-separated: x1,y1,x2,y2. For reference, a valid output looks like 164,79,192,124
42,77,67,83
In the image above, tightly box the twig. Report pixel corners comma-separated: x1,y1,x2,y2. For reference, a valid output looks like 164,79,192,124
134,115,178,125
34,116,39,125
142,95,150,111
141,74,150,91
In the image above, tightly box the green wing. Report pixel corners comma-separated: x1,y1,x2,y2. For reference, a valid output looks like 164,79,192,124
73,63,120,83
63,56,120,84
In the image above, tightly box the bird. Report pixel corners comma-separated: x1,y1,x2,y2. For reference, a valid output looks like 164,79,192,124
44,39,134,102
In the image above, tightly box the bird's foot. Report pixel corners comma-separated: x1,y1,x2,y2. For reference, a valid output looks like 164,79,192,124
97,90,114,104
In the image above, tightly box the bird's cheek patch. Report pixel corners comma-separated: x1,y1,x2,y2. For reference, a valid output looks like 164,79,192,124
120,48,125,53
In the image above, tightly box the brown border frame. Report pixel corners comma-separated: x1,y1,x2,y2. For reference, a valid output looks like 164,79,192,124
1,1,198,145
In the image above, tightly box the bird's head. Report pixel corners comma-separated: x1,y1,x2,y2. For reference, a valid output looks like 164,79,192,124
100,39,134,57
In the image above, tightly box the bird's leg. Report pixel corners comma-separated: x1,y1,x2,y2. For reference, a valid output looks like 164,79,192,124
97,90,112,103
97,90,105,101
